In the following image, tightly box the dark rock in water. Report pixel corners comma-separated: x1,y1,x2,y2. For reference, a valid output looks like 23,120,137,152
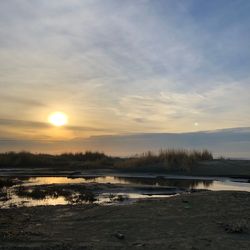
114,232,125,239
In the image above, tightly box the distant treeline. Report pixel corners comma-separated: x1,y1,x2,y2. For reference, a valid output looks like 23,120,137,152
0,149,213,172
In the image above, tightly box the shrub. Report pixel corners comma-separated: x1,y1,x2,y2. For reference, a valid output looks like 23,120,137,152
115,149,213,172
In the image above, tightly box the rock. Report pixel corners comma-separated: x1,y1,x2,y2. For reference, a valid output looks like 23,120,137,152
132,242,145,247
114,232,125,239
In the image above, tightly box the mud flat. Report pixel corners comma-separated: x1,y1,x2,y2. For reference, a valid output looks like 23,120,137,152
0,191,249,249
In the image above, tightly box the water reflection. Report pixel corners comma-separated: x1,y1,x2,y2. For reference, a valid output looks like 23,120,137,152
1,175,250,208
115,177,213,188
26,176,214,188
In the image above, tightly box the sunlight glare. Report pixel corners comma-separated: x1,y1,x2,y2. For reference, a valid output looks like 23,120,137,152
48,112,68,127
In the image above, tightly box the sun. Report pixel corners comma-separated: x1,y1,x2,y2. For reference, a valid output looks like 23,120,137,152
48,112,68,127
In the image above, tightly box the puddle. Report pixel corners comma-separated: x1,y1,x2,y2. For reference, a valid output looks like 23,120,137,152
1,176,250,208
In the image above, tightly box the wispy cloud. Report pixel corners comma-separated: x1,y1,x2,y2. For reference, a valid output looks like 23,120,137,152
0,0,249,140
0,119,49,128
1,127,250,158
0,118,116,132
116,82,250,131
0,95,46,107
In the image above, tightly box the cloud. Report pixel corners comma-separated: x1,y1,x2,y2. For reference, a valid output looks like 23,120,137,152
0,95,46,107
0,0,240,90
1,127,250,158
0,119,49,128
116,82,250,131
0,0,249,138
0,118,112,132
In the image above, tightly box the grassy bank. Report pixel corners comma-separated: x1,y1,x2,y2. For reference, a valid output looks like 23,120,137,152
0,149,212,171
0,150,250,178
0,151,114,168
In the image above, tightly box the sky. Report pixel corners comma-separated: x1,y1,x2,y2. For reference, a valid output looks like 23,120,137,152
0,0,250,147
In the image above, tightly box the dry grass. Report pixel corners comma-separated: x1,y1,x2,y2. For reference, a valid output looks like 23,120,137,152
116,149,213,172
0,151,110,168
0,149,213,172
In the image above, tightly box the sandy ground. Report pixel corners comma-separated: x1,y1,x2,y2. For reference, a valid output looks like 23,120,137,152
0,191,250,250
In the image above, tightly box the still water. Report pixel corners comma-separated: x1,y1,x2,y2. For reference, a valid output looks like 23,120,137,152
1,175,250,208
24,176,250,191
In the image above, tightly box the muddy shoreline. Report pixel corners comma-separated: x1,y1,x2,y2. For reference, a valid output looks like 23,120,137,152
0,191,250,249
0,158,250,180
1,166,250,180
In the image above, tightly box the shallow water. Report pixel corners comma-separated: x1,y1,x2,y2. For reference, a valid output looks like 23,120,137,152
1,175,250,208
23,176,250,191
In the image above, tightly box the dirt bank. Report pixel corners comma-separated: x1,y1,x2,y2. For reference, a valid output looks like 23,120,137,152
0,191,249,249
1,159,250,179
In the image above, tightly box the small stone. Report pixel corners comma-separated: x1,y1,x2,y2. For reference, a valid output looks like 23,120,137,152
114,232,125,239
132,242,145,247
